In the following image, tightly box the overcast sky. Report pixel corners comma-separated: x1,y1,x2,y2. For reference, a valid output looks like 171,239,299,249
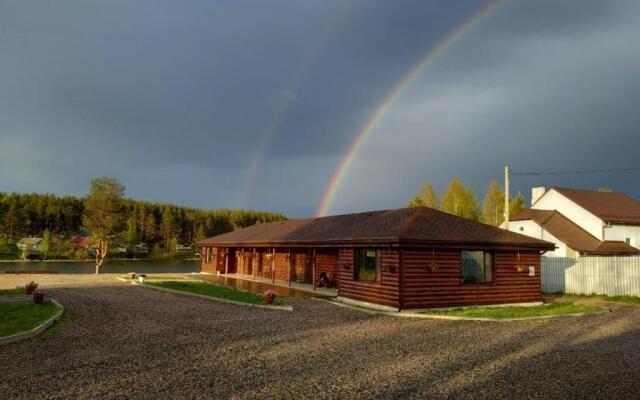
1,0,640,217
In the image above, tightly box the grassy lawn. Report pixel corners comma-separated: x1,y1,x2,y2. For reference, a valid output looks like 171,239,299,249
147,281,286,306
422,302,602,319
554,293,640,305
0,301,61,337
0,287,27,296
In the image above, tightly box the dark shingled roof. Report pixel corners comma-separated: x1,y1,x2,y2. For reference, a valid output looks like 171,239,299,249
551,187,640,225
199,207,554,250
510,209,640,255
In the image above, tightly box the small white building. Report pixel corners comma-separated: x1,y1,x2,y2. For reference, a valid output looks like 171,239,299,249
134,243,149,254
16,237,43,255
505,187,640,257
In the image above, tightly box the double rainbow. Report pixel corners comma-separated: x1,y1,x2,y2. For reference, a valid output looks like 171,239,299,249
315,0,503,216
239,3,358,208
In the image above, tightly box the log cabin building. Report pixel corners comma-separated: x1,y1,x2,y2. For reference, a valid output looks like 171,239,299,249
198,207,555,310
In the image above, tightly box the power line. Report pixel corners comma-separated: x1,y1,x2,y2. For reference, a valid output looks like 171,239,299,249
511,166,640,176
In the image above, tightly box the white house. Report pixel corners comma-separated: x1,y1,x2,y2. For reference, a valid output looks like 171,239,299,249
16,237,43,256
504,187,640,257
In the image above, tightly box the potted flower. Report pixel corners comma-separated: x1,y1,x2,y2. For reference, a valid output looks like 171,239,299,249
514,265,525,273
428,262,439,273
25,281,38,295
264,289,277,305
33,290,45,304
337,260,351,270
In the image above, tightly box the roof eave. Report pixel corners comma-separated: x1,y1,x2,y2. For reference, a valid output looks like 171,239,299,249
581,250,640,256
197,237,555,251
603,219,640,226
397,238,555,251
197,237,401,248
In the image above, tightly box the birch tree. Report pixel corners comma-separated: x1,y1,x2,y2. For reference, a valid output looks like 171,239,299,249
441,178,479,221
82,177,125,274
407,184,440,209
480,181,505,227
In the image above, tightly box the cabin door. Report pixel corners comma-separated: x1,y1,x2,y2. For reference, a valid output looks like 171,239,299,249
226,249,237,274
216,249,226,273
293,250,313,284
243,252,252,275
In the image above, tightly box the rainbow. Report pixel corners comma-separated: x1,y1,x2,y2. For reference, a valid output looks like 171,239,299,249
239,3,358,208
316,0,504,217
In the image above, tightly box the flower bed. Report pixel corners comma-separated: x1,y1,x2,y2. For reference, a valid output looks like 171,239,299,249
146,281,287,306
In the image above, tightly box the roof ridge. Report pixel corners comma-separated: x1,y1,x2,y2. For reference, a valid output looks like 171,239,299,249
398,207,430,239
538,210,557,225
540,210,603,244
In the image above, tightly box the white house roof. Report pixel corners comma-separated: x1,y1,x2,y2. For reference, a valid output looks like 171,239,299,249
511,209,639,255
17,237,43,246
549,187,640,225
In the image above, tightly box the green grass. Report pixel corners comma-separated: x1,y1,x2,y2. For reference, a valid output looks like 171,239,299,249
0,301,61,337
555,293,640,304
422,302,602,319
147,281,286,306
0,287,27,296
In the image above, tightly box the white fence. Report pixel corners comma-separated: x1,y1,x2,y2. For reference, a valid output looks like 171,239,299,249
541,256,640,296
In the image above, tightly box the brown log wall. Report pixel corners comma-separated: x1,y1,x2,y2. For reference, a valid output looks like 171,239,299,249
200,246,217,274
273,251,291,281
338,248,400,308
315,250,339,286
293,251,304,283
401,249,541,309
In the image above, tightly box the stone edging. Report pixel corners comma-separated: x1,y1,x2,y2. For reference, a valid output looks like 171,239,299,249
136,282,293,311
312,297,603,322
0,299,64,346
392,311,604,322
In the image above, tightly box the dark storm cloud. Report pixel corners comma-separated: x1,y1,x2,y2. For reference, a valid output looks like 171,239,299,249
1,0,639,216
327,0,640,214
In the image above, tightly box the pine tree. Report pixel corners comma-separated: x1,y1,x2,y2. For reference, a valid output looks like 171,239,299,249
161,206,175,250
125,215,138,248
41,229,50,260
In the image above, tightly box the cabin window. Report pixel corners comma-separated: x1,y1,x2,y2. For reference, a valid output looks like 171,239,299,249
354,249,380,282
206,247,212,263
461,251,493,284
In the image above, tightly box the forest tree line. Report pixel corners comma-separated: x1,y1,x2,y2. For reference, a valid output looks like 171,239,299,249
406,179,525,227
0,190,286,258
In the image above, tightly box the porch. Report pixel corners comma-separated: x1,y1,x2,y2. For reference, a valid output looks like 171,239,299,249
197,273,337,298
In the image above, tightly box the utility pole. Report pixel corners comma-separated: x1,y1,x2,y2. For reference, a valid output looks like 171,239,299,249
504,165,510,229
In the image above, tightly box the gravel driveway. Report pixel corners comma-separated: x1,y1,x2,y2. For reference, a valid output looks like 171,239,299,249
1,284,639,399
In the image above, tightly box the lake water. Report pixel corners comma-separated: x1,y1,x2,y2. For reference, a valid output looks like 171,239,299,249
0,259,199,274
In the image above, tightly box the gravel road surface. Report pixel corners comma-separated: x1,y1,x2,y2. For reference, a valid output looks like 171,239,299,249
1,285,639,399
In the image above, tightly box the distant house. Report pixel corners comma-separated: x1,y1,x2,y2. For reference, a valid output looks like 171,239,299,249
114,246,128,255
17,237,43,256
70,235,92,248
134,243,149,254
176,244,192,252
505,187,640,257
